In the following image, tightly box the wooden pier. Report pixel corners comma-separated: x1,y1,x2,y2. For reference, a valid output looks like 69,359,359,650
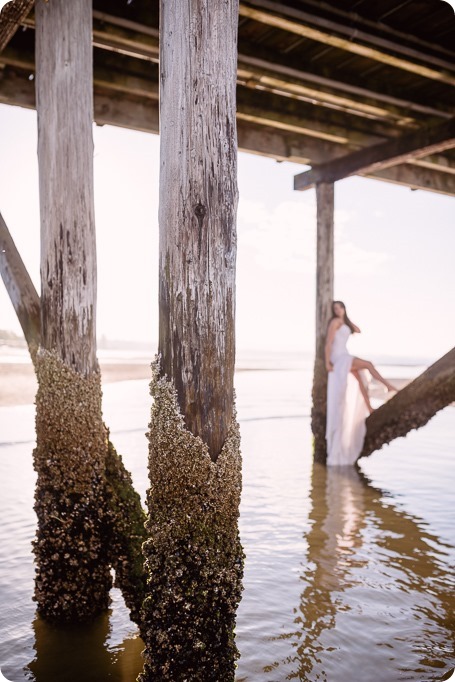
1,0,454,676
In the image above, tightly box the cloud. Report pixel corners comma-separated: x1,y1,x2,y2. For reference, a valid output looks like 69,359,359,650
237,197,389,276
336,240,389,275
238,197,316,274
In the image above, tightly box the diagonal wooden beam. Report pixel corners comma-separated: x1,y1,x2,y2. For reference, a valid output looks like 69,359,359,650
236,120,455,195
294,117,455,191
0,0,34,53
0,211,41,357
359,348,455,459
239,1,455,86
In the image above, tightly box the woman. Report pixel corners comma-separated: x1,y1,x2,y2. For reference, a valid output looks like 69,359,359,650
325,301,396,466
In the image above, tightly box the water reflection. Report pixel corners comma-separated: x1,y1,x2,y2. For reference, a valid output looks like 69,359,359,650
270,463,454,681
26,610,144,682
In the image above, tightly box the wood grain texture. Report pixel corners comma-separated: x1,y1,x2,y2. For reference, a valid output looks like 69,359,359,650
35,0,97,375
158,0,239,461
0,211,41,356
295,117,455,190
311,182,334,464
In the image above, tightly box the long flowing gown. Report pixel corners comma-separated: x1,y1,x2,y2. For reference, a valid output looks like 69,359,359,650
326,324,369,466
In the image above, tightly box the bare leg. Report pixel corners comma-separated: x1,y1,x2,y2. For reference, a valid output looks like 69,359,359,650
351,369,374,413
351,357,397,392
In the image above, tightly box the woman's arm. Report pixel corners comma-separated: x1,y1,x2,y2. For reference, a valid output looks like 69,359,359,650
325,319,340,371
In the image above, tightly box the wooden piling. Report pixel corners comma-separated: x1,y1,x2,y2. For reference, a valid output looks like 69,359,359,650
33,0,111,621
36,0,97,376
157,0,238,462
141,1,243,678
311,181,334,464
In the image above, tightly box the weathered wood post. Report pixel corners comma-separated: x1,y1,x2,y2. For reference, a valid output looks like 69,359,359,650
141,1,243,679
311,182,334,464
33,0,112,621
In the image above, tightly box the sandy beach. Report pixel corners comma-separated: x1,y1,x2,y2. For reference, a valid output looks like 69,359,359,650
0,361,152,407
0,360,409,407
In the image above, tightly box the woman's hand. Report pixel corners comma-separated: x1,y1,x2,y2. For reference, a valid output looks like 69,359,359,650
326,361,334,372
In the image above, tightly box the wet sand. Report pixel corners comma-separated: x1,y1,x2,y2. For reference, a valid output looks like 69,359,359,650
0,360,410,407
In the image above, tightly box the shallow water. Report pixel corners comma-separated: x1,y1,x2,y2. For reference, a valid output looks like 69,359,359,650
0,361,454,681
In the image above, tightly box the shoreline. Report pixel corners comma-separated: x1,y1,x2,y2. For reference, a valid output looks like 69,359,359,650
0,361,411,408
0,362,152,407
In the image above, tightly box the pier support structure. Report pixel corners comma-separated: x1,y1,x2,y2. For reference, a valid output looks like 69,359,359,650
33,0,111,621
311,181,334,464
141,1,243,679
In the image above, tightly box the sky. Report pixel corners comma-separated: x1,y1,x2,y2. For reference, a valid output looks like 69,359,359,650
0,103,454,362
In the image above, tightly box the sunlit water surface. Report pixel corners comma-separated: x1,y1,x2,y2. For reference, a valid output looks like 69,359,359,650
0,358,454,681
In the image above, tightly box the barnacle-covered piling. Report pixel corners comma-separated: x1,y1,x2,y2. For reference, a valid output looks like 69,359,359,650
33,349,111,621
139,361,243,681
32,0,148,628
33,349,149,625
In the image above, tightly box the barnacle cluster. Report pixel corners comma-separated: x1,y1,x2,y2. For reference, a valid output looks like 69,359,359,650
33,348,112,621
105,436,148,628
139,358,244,681
33,349,149,627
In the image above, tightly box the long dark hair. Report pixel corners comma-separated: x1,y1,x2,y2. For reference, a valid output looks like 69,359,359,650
330,300,356,333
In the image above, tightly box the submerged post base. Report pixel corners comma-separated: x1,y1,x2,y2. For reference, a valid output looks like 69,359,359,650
139,360,244,681
33,349,111,621
312,356,328,464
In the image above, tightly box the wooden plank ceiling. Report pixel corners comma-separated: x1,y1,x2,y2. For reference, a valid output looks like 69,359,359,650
0,0,454,195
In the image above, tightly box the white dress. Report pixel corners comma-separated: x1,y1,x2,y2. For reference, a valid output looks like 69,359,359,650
326,324,369,466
